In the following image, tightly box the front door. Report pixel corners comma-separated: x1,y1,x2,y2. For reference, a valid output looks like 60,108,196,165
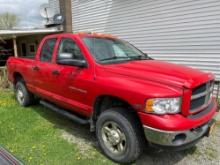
50,37,92,115
32,37,58,100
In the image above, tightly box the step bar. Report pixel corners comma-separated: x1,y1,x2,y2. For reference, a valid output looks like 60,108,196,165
40,100,89,125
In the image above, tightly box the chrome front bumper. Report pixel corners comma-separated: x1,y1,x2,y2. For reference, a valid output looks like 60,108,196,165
143,122,212,147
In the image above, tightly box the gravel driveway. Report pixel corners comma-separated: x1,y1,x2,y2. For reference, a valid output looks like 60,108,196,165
136,126,220,165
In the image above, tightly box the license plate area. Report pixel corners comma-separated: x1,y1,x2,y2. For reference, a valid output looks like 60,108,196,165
207,120,216,136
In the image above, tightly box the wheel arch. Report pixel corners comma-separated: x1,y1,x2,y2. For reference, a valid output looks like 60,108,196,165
13,72,24,85
93,95,129,119
92,95,142,125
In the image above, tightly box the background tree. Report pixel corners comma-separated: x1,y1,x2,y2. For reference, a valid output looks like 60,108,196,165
0,12,19,30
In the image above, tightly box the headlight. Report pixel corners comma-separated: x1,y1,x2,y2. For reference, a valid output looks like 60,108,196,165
145,97,181,114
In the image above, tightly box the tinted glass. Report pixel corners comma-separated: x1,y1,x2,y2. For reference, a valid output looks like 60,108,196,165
40,38,57,62
57,38,84,60
82,37,148,63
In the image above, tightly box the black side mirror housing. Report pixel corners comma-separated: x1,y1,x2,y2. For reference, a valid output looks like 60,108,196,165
57,59,87,68
57,53,87,68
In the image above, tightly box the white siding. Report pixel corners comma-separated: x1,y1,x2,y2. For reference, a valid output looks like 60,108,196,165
72,0,220,80
49,0,60,14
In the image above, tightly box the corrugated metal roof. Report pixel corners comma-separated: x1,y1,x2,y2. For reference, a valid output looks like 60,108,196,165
0,27,63,38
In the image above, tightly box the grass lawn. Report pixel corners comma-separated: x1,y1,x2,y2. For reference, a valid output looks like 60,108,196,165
0,88,116,165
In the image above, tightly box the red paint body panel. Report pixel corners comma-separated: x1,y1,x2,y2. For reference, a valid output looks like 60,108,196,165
7,33,217,131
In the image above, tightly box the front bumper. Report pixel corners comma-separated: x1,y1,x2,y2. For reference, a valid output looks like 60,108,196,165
143,120,214,150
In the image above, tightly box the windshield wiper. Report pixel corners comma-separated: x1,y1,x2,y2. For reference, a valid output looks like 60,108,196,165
99,55,153,62
99,56,130,61
129,55,152,60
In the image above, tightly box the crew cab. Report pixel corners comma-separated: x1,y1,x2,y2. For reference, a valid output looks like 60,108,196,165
7,33,218,163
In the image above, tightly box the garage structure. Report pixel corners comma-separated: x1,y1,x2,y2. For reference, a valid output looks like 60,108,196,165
0,28,62,59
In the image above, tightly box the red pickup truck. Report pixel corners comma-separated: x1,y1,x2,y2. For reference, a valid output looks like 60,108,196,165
7,33,218,163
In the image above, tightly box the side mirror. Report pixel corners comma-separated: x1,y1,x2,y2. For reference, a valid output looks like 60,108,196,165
57,53,87,68
57,52,74,60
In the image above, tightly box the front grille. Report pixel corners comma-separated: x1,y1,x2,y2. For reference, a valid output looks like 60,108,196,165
188,101,214,119
190,81,214,112
192,83,206,95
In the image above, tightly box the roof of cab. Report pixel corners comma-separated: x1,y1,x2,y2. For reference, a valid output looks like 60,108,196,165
76,32,117,38
45,32,118,39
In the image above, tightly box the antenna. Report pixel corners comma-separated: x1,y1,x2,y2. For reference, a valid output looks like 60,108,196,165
40,4,55,23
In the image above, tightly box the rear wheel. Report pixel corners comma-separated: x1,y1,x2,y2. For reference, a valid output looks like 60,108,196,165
15,81,34,106
96,108,144,164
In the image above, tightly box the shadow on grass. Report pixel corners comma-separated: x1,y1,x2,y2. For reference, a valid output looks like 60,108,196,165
31,104,196,165
31,104,97,145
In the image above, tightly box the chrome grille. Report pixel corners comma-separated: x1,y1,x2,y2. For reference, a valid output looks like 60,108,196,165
190,81,214,112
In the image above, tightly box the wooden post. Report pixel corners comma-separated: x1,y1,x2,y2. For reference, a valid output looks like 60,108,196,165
59,0,72,32
12,36,18,57
0,67,6,80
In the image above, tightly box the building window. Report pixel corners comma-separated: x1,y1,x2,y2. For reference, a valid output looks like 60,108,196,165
29,44,36,53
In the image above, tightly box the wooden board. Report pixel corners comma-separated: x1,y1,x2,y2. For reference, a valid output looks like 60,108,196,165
0,146,23,165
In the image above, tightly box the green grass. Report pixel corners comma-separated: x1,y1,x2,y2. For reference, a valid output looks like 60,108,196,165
0,89,116,165
1,88,219,164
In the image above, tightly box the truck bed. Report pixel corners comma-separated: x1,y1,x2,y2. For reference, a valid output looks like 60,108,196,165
7,57,35,84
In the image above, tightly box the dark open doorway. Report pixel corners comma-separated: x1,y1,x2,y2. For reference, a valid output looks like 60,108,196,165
0,39,14,66
21,43,27,56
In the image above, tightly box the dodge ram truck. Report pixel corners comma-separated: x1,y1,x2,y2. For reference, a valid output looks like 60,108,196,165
7,33,218,163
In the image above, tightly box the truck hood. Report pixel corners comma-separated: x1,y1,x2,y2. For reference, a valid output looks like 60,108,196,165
100,60,214,89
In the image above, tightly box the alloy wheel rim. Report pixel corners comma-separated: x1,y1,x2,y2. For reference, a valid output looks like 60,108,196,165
16,87,24,104
101,121,127,155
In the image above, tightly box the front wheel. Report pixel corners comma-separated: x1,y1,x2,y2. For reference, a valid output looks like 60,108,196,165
96,108,144,164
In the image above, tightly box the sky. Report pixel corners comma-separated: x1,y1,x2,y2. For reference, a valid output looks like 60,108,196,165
0,0,48,28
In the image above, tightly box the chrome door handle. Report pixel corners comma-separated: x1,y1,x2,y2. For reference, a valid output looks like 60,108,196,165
32,66,39,71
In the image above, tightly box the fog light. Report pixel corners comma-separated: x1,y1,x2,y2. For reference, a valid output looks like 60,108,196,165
172,133,186,145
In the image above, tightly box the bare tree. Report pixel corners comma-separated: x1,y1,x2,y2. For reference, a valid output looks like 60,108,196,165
0,12,18,30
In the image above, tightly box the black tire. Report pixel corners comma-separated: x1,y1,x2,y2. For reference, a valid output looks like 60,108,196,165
15,81,34,107
96,108,145,164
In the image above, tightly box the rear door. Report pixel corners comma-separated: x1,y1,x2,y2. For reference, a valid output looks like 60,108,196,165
32,37,58,99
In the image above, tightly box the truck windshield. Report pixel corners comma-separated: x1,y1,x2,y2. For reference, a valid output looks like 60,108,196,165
82,37,150,63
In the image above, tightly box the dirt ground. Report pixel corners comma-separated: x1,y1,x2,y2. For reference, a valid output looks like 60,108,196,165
136,127,220,165
60,119,220,165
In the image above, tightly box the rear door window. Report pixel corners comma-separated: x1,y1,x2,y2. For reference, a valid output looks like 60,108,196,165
40,38,57,62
